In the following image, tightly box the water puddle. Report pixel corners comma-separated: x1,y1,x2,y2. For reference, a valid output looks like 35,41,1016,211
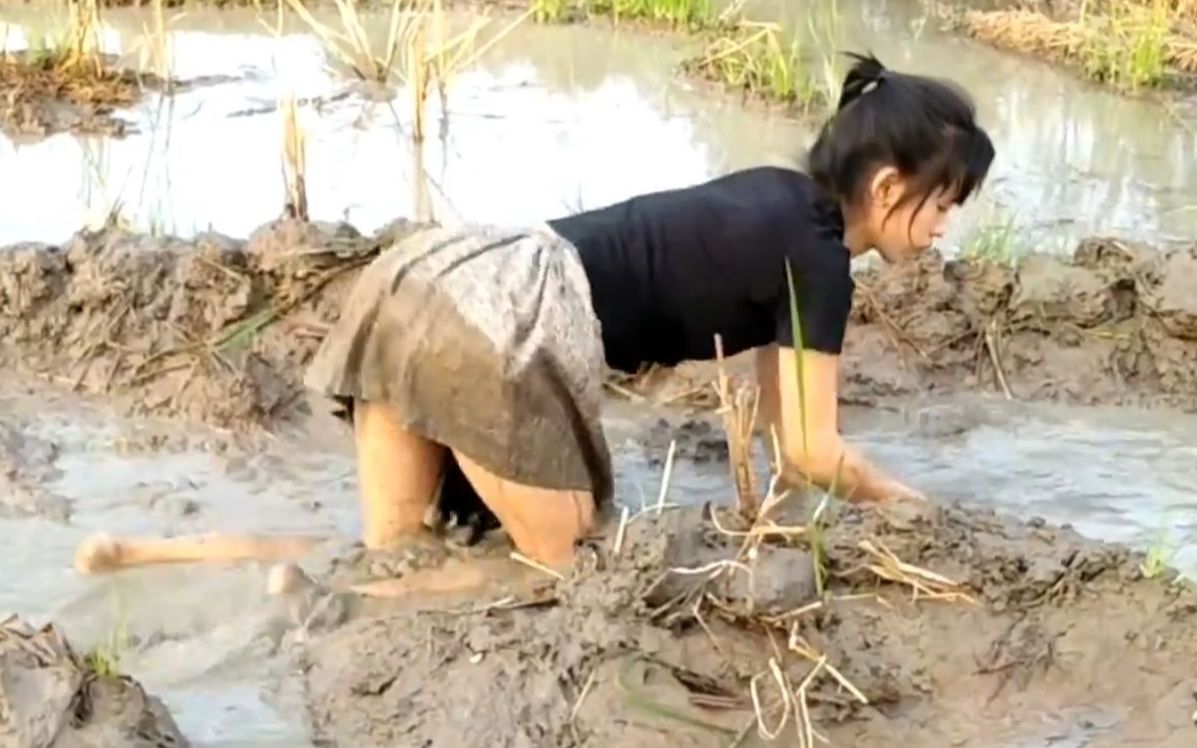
4,384,1194,744
2,0,1196,744
0,0,1194,250
850,396,1197,576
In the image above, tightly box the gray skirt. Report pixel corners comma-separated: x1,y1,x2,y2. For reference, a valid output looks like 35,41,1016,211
304,223,613,505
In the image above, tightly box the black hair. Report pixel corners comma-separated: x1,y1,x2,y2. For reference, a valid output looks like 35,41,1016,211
806,52,995,226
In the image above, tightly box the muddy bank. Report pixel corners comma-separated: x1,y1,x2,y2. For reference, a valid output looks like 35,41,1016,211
2,223,1197,431
292,498,1197,747
952,2,1197,92
842,239,1197,410
0,53,158,139
0,615,187,747
0,219,397,430
615,237,1197,414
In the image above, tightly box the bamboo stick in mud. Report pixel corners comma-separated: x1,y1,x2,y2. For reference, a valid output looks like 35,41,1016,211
73,531,325,574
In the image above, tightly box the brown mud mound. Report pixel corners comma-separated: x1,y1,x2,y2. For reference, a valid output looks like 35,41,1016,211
3,225,1197,431
0,615,187,747
0,220,407,429
297,502,1197,747
844,238,1197,409
0,53,157,139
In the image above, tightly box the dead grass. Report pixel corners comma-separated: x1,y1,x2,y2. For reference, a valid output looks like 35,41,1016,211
284,0,528,141
129,0,183,83
964,4,1197,91
636,347,971,742
629,316,976,743
0,1,172,136
0,52,145,136
281,96,309,221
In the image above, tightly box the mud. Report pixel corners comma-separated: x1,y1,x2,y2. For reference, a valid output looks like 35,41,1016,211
0,417,71,522
294,499,1197,747
3,225,1197,433
0,219,404,430
0,615,188,747
842,239,1197,410
0,53,158,139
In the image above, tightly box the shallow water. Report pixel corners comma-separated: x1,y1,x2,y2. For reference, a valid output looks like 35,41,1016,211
0,0,1194,251
4,384,1196,744
615,395,1197,577
1,0,1196,744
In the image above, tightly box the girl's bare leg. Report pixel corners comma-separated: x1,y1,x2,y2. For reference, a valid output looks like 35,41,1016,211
354,400,445,549
452,450,595,571
336,452,596,598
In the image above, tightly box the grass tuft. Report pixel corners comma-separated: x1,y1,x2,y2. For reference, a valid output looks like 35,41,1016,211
530,0,729,29
964,0,1194,91
587,0,714,28
531,0,570,23
960,216,1025,268
284,0,527,142
130,0,181,84
84,593,128,680
682,21,827,112
284,0,412,84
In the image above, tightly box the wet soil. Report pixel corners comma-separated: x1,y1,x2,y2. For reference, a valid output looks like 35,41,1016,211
295,500,1197,747
611,238,1197,418
3,224,1197,433
0,615,188,747
843,240,1197,410
0,53,156,139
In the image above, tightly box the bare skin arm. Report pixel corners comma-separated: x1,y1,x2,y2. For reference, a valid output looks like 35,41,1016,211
755,344,921,502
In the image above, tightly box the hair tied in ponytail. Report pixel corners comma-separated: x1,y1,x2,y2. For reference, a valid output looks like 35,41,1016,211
835,51,888,111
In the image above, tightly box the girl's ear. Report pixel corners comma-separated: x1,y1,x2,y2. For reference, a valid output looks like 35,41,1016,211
868,166,902,211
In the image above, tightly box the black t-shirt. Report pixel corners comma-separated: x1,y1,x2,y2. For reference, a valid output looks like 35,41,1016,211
547,166,854,374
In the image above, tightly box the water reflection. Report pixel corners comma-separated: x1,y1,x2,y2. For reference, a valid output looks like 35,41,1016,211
0,0,1192,249
848,397,1197,577
758,0,1197,248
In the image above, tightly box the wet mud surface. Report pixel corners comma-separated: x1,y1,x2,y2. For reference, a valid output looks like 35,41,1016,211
4,224,1197,435
294,500,1197,747
0,54,154,139
0,615,188,747
842,239,1197,411
2,342,1196,744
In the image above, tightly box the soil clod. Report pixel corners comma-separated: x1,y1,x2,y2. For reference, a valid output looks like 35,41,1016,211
0,615,188,748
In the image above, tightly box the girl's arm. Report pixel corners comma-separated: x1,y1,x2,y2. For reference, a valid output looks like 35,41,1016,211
755,344,921,502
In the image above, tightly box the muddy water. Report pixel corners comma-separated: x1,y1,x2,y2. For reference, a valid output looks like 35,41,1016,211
752,0,1197,251
5,381,1196,745
2,1,1197,744
621,396,1197,577
1,0,1195,250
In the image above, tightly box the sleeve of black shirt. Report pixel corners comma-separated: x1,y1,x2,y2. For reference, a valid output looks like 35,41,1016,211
774,239,855,355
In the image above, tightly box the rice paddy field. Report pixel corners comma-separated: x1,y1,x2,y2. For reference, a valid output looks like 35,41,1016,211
2,1,1197,746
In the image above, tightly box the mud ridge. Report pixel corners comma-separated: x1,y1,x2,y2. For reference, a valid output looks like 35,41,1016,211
0,53,171,139
294,500,1197,747
2,224,1197,431
0,615,188,747
841,239,1197,410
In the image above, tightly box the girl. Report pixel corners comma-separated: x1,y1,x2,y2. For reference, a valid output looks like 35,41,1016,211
72,54,995,582
303,53,996,573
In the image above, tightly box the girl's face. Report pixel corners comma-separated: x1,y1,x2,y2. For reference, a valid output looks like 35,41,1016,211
863,168,955,263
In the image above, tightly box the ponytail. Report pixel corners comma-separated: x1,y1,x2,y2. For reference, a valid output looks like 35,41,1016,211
835,52,887,111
